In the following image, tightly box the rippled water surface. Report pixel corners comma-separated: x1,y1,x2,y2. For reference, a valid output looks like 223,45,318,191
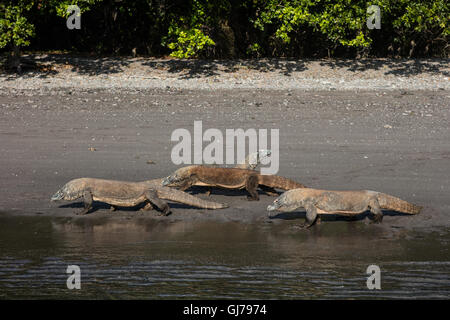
0,216,449,299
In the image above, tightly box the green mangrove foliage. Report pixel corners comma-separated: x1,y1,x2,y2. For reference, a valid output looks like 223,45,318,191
0,0,448,67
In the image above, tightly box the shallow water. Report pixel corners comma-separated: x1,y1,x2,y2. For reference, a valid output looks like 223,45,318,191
0,216,449,299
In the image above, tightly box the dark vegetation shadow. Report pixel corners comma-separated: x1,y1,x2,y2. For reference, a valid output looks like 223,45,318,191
2,54,308,79
0,54,58,78
3,54,447,80
319,58,449,77
1,53,131,78
141,58,308,78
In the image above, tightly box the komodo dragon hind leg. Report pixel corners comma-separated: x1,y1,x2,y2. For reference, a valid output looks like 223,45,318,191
245,175,260,201
369,199,383,223
304,206,319,228
259,185,279,196
76,191,93,215
145,190,171,216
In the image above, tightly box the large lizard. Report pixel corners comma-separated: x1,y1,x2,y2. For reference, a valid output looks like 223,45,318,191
51,178,228,215
162,166,306,201
51,150,270,215
146,149,272,186
267,188,422,228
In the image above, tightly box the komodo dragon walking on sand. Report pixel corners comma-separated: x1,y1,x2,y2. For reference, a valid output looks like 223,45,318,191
50,150,269,214
146,149,272,186
162,166,306,201
51,178,228,215
267,188,422,228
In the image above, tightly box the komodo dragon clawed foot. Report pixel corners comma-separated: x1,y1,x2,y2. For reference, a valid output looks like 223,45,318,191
370,213,384,224
369,200,384,224
144,190,171,216
246,195,259,201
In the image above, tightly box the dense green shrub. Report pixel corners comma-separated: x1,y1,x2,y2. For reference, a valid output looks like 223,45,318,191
252,0,449,57
0,0,448,65
0,1,35,70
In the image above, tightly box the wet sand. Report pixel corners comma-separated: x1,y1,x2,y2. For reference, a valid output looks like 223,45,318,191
0,88,449,231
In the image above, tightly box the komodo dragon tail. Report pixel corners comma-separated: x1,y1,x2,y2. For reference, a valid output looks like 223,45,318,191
376,193,422,214
257,175,306,190
157,187,228,209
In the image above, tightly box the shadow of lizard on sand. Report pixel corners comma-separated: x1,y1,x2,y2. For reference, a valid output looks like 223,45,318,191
57,198,228,215
269,210,413,223
186,186,281,197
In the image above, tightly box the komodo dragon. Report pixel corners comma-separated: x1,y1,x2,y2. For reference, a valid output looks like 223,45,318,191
146,149,270,191
162,166,306,201
146,149,272,186
51,178,228,215
267,188,422,228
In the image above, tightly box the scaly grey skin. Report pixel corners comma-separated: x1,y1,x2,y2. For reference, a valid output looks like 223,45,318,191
144,150,272,187
267,188,422,229
162,166,306,201
51,178,228,216
84,152,272,212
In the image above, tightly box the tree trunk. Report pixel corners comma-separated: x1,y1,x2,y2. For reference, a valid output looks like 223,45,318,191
7,44,22,73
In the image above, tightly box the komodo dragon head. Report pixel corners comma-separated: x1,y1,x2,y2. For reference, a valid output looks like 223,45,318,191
161,166,194,187
51,179,85,201
267,189,305,216
246,149,272,170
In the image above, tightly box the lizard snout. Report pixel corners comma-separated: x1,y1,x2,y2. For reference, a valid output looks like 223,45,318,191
267,203,279,218
267,199,281,213
51,190,64,201
161,176,174,186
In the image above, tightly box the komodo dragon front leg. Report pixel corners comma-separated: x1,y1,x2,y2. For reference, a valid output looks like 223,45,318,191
302,205,319,229
368,198,383,223
292,204,319,229
245,175,260,201
76,190,93,215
